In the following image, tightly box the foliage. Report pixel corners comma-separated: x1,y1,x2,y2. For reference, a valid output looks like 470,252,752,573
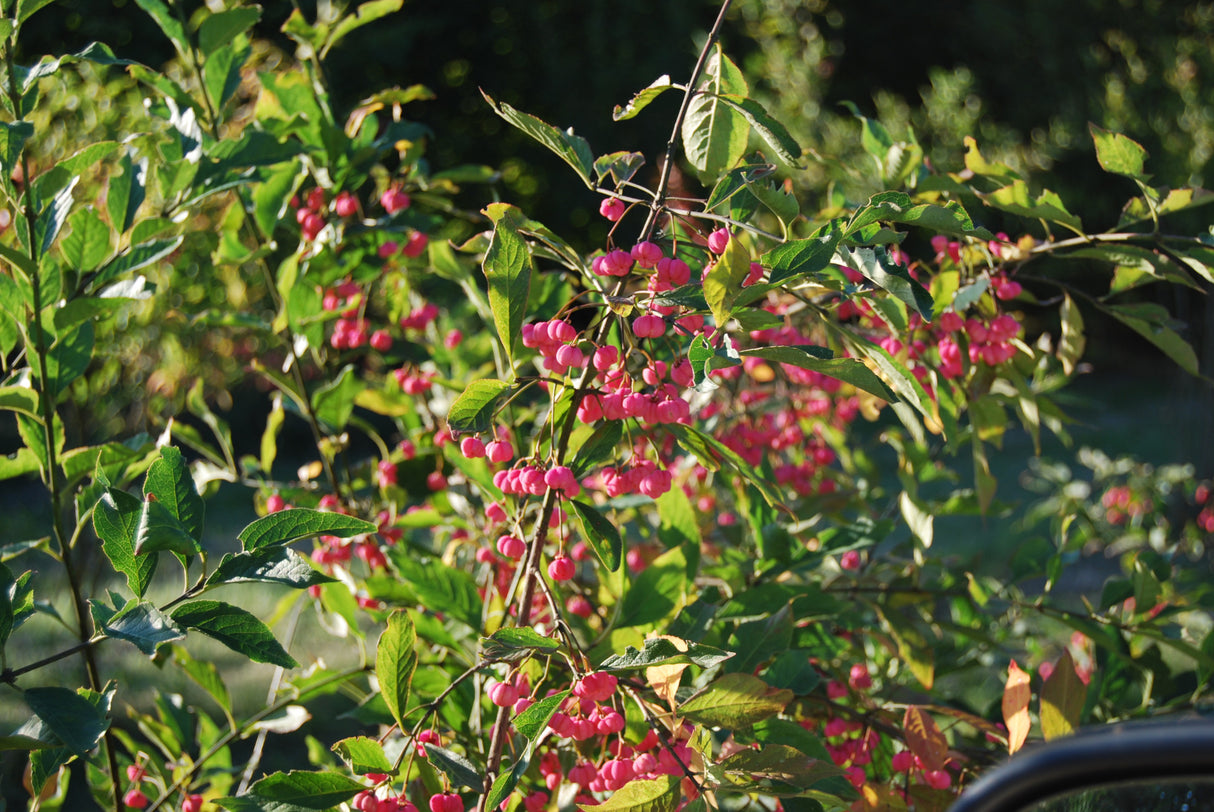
0,2,1212,812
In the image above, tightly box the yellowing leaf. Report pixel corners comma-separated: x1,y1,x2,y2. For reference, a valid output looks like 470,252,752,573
1040,650,1086,740
902,706,948,771
1002,660,1031,755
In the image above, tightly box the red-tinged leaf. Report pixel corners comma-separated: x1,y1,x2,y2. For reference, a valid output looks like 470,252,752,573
1003,660,1032,754
903,706,948,772
1040,650,1086,740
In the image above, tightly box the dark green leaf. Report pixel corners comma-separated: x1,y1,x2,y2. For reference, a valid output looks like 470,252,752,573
1096,301,1201,377
727,604,794,674
24,686,110,757
311,363,362,431
739,346,896,401
762,222,841,285
207,548,336,589
593,151,646,185
717,744,845,796
376,610,418,733
219,770,366,812
570,420,623,478
144,445,204,542
106,151,146,234
88,236,182,292
203,41,248,112
170,600,298,668
717,93,803,168
327,0,404,54
134,495,203,557
666,423,784,507
569,499,622,572
238,507,376,550
598,637,734,671
482,91,595,187
424,743,483,790
60,206,111,272
390,551,483,630
840,245,933,322
616,548,687,629
198,6,261,56
486,750,531,812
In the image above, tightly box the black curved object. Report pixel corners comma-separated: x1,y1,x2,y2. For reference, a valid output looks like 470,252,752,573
949,718,1214,812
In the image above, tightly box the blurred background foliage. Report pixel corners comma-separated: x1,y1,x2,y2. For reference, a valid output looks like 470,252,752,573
11,0,1213,462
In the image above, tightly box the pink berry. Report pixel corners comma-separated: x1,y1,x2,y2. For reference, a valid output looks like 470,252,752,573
182,795,204,812
599,197,625,221
840,550,862,571
497,535,526,560
381,187,411,214
548,556,575,581
126,765,146,783
333,191,359,218
567,595,593,618
444,329,463,349
378,240,399,259
924,769,952,790
426,471,447,491
460,436,486,458
487,679,519,707
485,440,514,464
123,788,149,809
403,231,429,258
707,227,730,254
370,329,392,352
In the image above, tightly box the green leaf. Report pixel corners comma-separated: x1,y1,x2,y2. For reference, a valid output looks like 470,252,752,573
311,363,362,431
1059,293,1085,376
145,445,205,543
16,0,58,25
37,175,77,257
60,206,112,271
762,222,841,285
134,0,189,55
738,346,896,402
204,41,248,112
598,637,734,671
482,202,534,369
206,548,335,589
513,690,569,742
94,598,184,655
172,645,231,718
570,420,623,478
486,750,531,812
219,770,366,812
88,236,183,292
569,499,622,572
717,93,803,168
482,91,595,187
448,378,512,435
171,600,298,668
238,507,376,550
666,423,784,507
899,492,934,549
613,74,675,121
616,547,687,629
197,6,261,56
981,179,1082,232
681,46,748,178
481,627,560,661
332,736,394,775
1096,301,1201,377
1040,650,1086,740
424,743,483,790
717,744,846,796
24,686,110,757
656,485,699,550
841,245,933,322
594,150,646,186
134,496,204,557
376,610,418,733
95,486,158,593
106,151,146,234
579,775,680,812
0,121,32,186
390,551,483,630
727,603,794,674
680,673,791,729
1090,123,1149,182
327,0,404,55
875,607,934,690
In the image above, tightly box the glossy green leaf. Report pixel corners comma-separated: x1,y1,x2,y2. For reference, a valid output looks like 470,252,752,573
107,151,146,234
206,547,336,589
981,179,1082,232
203,41,248,112
599,637,734,671
482,91,595,187
93,598,184,655
448,378,512,435
60,206,111,272
238,507,376,550
667,423,784,507
88,236,182,292
311,363,362,431
171,600,298,668
390,551,482,630
570,420,623,478
327,0,404,55
376,610,418,733
569,499,622,572
134,495,203,557
486,749,531,812
727,603,794,674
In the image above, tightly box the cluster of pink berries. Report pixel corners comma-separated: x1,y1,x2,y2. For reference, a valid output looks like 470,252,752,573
121,762,203,811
